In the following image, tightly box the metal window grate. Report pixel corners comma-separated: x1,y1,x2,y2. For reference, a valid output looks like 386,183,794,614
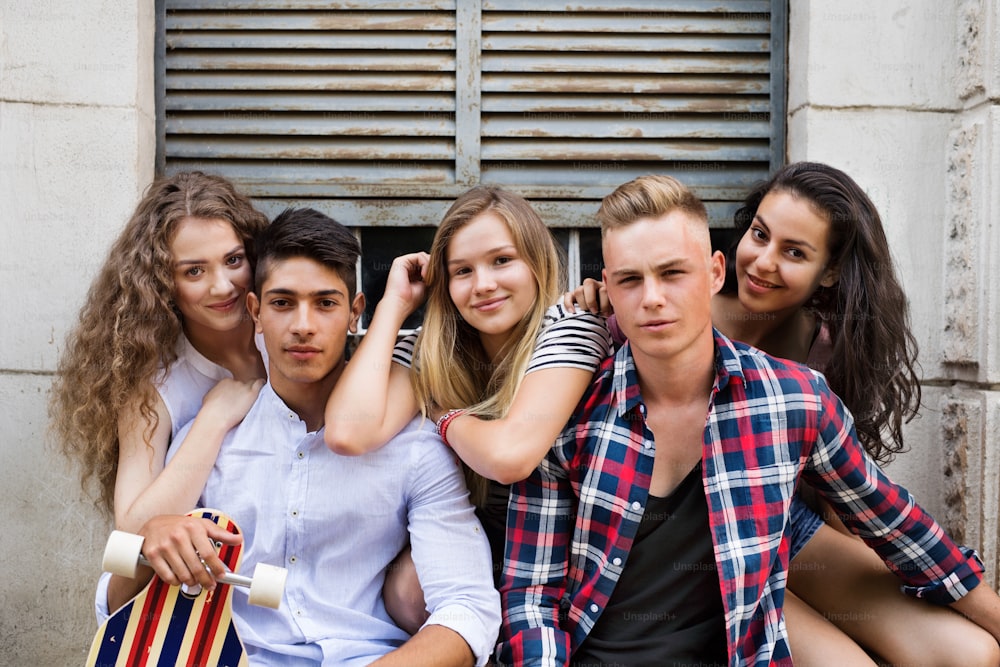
155,0,786,321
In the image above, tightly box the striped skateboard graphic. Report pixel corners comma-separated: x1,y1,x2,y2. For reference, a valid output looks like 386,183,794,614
87,509,258,667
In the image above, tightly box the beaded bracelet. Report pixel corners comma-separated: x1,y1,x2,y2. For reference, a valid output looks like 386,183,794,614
435,409,465,448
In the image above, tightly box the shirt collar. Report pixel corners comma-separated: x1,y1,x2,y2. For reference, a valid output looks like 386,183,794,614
712,327,745,393
611,328,745,417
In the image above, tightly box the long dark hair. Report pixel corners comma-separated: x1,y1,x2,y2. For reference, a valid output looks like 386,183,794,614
723,162,920,464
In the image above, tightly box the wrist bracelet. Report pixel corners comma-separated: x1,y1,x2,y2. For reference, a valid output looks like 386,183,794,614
435,409,465,448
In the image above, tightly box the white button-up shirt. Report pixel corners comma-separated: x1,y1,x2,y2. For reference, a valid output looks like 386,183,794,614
201,383,500,666
95,382,500,666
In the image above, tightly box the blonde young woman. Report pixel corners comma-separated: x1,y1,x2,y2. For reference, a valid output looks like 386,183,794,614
324,186,611,628
50,172,268,611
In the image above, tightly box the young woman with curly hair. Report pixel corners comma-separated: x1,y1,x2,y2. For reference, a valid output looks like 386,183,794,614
50,171,268,537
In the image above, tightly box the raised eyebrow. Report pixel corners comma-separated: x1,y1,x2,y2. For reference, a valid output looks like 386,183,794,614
752,214,817,252
263,288,346,298
175,245,245,267
608,258,687,278
607,267,640,279
447,244,517,266
656,258,688,271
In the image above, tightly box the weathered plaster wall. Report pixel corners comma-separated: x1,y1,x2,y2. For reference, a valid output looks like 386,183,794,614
788,0,1000,587
0,0,155,663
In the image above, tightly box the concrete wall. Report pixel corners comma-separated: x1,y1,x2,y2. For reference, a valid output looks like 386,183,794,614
0,0,997,663
0,0,155,663
788,0,1000,587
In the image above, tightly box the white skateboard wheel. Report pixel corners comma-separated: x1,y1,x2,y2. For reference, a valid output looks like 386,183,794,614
102,530,146,578
247,562,287,609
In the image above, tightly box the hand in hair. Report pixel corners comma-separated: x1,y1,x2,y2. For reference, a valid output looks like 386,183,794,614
381,252,431,320
323,252,426,456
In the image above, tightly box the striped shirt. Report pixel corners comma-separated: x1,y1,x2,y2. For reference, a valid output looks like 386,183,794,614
391,303,612,374
499,330,984,667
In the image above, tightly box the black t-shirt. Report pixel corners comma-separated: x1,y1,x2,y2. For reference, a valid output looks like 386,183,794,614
477,479,510,587
572,462,728,667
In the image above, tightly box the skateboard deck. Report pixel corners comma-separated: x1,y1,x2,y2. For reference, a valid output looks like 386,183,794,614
86,509,249,667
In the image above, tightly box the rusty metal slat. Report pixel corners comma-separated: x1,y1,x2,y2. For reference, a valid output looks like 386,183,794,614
481,93,769,114
166,32,456,50
520,199,741,229
254,199,453,228
166,11,455,31
230,196,735,231
483,13,769,34
481,53,769,74
481,138,769,161
166,91,456,112
249,186,464,200
166,113,455,136
166,71,456,91
484,33,768,53
483,73,768,95
480,163,768,192
481,115,770,139
168,136,455,160
168,0,456,9
483,0,771,12
172,174,759,202
165,160,456,189
167,51,455,71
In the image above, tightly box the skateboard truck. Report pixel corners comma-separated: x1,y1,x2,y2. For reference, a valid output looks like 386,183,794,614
102,529,287,609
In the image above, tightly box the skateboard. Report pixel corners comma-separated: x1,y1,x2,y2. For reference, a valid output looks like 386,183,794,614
86,508,287,667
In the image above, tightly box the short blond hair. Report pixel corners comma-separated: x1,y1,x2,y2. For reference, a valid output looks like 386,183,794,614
598,174,708,236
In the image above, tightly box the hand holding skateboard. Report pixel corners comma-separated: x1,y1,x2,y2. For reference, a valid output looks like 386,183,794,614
87,509,287,667
101,530,288,609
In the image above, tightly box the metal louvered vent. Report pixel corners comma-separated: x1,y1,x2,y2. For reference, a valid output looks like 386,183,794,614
157,0,785,230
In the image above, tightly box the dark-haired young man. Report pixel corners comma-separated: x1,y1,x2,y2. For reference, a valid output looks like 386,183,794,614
101,208,500,666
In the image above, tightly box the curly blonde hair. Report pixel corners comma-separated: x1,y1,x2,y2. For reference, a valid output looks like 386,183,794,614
49,172,268,516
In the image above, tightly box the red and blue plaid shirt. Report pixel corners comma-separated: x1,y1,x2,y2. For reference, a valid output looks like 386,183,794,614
499,330,983,666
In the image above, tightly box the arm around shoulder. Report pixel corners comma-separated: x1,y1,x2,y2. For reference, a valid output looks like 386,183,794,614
446,365,595,484
446,305,611,484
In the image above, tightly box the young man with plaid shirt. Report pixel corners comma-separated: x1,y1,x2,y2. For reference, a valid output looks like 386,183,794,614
498,175,1000,666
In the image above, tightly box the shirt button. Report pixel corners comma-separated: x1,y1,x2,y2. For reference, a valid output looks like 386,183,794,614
289,556,298,564
291,510,299,517
590,604,599,613
631,501,641,511
612,557,622,566
288,413,295,420
297,451,304,459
